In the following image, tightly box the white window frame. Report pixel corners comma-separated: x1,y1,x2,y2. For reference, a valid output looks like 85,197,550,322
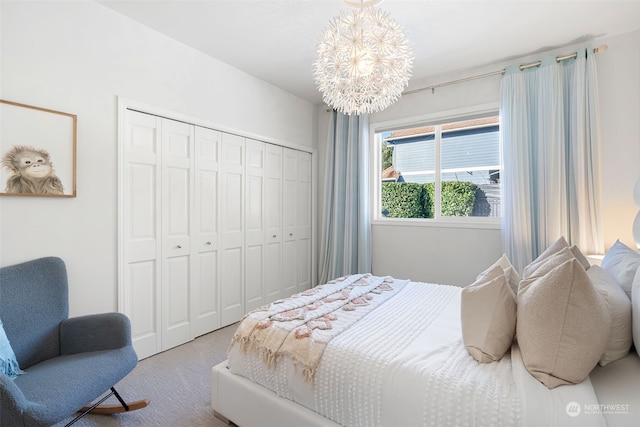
370,103,501,229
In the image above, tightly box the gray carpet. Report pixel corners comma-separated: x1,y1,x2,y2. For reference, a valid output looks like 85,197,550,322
55,323,238,427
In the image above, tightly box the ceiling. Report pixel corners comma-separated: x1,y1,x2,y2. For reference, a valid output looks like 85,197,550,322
98,0,640,106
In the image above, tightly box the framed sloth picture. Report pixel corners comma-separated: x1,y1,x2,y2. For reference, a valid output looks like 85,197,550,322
0,100,77,197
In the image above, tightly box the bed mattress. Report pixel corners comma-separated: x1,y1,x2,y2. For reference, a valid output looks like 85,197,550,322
227,278,606,427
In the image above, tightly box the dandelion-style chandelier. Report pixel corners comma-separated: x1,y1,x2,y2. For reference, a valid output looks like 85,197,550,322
313,0,414,116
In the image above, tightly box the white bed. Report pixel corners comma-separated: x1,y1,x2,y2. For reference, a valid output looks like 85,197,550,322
211,269,640,427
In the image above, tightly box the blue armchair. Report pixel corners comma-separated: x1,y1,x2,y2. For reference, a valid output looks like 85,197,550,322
0,257,147,426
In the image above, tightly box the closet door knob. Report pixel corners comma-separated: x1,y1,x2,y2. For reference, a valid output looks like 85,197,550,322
206,241,212,245
177,245,182,249
272,234,277,238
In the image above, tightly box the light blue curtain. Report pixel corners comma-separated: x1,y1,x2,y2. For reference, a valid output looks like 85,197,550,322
318,111,372,284
500,47,603,271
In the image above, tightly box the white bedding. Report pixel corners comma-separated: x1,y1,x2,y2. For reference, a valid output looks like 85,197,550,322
228,280,606,427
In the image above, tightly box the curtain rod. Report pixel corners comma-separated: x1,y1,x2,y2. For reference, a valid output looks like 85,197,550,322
403,44,608,96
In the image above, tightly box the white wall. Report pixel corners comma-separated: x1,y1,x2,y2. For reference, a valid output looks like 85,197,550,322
597,30,640,249
317,29,640,286
0,1,317,316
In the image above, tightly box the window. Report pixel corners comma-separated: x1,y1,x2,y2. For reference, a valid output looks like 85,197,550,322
375,112,500,223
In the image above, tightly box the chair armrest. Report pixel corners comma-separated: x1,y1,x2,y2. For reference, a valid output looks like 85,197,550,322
60,312,133,356
1,372,29,417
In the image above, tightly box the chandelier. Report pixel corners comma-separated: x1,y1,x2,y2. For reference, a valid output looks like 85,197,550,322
313,0,414,116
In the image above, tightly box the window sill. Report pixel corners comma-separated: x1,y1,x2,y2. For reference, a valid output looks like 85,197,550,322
372,217,501,230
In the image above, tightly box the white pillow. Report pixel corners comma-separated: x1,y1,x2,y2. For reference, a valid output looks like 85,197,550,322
601,240,640,299
587,265,633,365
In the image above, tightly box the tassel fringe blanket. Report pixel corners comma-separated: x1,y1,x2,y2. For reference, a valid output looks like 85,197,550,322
230,274,408,383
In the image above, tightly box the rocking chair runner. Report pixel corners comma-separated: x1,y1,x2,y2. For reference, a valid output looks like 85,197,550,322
0,257,148,427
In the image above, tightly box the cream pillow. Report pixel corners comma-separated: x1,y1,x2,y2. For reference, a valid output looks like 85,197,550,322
601,239,640,299
522,236,570,279
570,245,591,270
587,265,632,365
477,254,521,295
517,258,610,389
521,246,578,282
461,265,517,363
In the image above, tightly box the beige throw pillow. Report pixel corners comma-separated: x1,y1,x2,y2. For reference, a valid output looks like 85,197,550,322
477,254,521,295
570,245,591,270
461,265,517,363
522,236,570,279
517,258,610,389
521,246,577,281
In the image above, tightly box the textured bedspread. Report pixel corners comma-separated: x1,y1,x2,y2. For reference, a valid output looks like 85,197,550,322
228,280,606,427
230,274,407,383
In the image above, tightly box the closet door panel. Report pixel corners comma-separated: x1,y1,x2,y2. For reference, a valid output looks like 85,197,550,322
297,152,312,240
221,247,243,326
127,163,158,261
282,240,297,296
282,148,298,296
282,148,298,241
122,109,162,359
196,251,218,323
163,120,192,255
245,245,263,311
161,119,193,351
126,260,158,360
245,139,265,311
264,144,283,302
264,242,282,301
162,255,191,350
296,239,311,291
165,167,191,253
192,126,221,336
296,151,312,291
220,133,245,326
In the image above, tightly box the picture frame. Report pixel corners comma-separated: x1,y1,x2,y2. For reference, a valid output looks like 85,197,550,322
0,100,77,197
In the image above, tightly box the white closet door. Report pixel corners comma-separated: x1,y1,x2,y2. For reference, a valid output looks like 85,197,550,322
296,151,312,292
220,133,245,326
122,109,162,359
244,139,265,312
161,119,194,351
192,126,221,337
282,148,298,296
120,103,315,357
264,144,283,302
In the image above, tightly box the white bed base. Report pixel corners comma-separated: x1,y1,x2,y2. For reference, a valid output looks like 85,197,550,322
211,360,340,427
213,353,640,427
590,352,640,427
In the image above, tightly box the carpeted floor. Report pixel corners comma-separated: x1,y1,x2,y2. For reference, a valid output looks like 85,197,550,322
54,323,238,427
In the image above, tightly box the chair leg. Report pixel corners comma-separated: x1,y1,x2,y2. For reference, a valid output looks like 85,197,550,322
65,388,119,427
65,387,150,427
110,387,129,412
